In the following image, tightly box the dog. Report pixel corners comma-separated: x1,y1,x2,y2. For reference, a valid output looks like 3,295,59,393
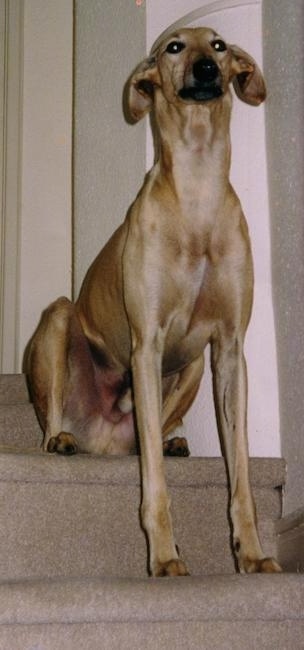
26,27,281,577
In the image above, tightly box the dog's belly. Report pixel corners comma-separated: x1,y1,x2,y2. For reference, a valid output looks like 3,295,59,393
62,410,136,455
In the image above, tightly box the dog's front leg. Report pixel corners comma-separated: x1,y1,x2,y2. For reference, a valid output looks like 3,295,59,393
211,335,281,573
123,213,188,577
130,333,188,577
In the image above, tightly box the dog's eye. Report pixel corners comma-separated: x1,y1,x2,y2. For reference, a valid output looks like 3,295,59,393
211,39,227,52
166,41,185,54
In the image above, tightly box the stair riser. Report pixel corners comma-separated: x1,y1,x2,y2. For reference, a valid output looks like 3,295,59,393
1,620,303,650
0,374,29,405
0,480,280,580
0,404,42,448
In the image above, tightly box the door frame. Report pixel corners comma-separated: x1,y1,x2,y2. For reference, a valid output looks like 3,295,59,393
0,0,23,372
0,0,73,372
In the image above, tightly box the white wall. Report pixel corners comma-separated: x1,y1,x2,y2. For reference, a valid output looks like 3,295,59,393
146,0,281,457
18,0,73,368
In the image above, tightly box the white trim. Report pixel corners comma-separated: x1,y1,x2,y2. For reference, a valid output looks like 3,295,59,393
0,0,73,372
0,0,23,372
150,0,260,49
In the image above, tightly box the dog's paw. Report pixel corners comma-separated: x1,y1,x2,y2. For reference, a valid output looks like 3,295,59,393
47,432,78,455
240,556,282,574
163,437,190,457
154,558,189,577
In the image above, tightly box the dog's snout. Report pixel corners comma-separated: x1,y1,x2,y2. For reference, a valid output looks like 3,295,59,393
179,55,222,102
192,58,219,83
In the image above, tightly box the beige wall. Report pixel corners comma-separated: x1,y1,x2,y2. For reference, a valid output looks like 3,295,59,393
73,0,146,295
19,0,73,368
263,0,304,514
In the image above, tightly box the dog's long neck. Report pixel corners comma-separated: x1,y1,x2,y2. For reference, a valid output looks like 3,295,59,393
152,94,232,219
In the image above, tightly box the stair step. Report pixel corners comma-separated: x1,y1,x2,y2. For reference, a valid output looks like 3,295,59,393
0,375,297,648
0,374,29,404
0,452,285,581
0,574,303,649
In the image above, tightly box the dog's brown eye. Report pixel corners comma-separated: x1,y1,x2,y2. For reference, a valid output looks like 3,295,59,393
166,41,185,54
211,39,227,52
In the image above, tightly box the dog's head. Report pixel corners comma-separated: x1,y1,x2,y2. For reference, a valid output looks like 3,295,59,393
126,27,266,122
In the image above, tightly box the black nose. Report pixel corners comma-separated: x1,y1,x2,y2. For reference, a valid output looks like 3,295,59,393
192,58,219,83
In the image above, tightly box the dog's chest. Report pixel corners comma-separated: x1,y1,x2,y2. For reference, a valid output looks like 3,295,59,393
160,247,216,372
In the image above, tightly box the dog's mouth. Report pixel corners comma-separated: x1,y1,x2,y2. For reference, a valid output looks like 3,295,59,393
179,84,223,101
178,56,223,102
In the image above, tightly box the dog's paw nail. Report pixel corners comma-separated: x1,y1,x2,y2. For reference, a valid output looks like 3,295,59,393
154,559,189,577
46,437,57,453
46,432,78,456
163,437,190,457
241,556,282,574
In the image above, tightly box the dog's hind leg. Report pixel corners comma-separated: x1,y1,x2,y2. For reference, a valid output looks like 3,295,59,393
161,355,204,457
27,297,81,453
161,355,204,437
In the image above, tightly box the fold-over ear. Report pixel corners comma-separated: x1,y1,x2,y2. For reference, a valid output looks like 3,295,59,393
124,57,161,123
230,45,266,106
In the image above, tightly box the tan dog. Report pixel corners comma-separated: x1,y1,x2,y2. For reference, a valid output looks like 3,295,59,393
27,27,281,577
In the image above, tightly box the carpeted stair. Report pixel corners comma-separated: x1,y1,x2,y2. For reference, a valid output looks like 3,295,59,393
0,374,303,649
